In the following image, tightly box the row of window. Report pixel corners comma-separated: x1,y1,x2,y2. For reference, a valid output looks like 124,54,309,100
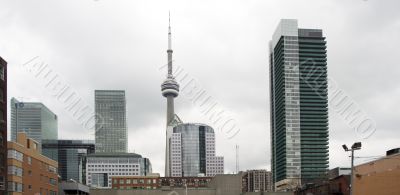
88,172,140,177
114,186,157,190
88,168,139,172
88,164,138,168
8,149,57,174
114,178,157,185
8,182,57,194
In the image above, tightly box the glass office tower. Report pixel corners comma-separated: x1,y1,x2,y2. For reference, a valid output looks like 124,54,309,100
269,19,329,191
10,98,58,146
95,90,127,153
42,140,95,183
169,123,224,177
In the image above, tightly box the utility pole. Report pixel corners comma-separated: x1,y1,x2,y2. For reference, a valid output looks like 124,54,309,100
342,142,361,195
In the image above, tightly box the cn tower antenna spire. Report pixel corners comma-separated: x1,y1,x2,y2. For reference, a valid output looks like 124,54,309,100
168,11,172,52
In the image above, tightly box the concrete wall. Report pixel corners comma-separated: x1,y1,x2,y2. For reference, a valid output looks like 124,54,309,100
91,189,293,195
91,189,215,195
208,174,243,195
244,193,293,195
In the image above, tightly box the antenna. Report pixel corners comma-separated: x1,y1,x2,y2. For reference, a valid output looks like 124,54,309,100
235,144,239,174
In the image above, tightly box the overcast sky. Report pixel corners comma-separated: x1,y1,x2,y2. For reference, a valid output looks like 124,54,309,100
1,0,399,175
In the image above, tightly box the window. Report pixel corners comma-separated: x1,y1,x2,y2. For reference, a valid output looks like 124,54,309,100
0,110,4,123
0,176,4,190
49,178,57,185
7,182,23,192
27,156,32,165
8,150,23,161
48,165,57,173
8,166,23,177
119,179,124,184
126,179,131,184
0,66,4,81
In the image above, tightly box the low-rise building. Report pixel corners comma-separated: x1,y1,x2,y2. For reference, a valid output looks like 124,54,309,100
328,167,351,179
353,148,400,195
7,132,58,195
59,180,90,195
160,177,212,189
111,174,212,190
111,175,160,190
85,153,152,188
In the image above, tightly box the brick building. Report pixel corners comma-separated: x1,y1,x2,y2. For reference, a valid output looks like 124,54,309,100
7,132,58,195
353,149,400,195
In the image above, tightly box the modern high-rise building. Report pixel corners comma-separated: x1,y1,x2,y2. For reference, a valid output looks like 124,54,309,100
10,98,58,146
0,56,7,193
269,19,329,191
85,153,152,188
169,123,224,177
161,14,182,177
94,90,127,153
42,139,95,183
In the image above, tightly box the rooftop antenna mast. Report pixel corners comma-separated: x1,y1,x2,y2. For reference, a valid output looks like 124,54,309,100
235,144,239,174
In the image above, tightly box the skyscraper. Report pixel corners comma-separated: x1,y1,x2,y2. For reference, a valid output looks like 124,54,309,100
0,56,7,193
169,123,224,177
95,90,127,153
269,19,329,191
10,97,58,146
42,139,95,183
161,14,182,177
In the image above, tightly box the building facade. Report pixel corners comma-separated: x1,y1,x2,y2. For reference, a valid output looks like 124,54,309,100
85,153,152,188
169,123,224,177
41,139,95,183
0,56,7,193
95,90,127,153
242,170,272,192
269,19,329,191
10,98,58,146
7,133,58,195
353,149,400,195
328,167,351,179
111,175,160,190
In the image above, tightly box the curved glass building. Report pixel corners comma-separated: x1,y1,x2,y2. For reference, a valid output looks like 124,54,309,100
169,123,224,177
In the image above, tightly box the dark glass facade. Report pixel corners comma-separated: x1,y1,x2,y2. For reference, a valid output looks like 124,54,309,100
298,29,329,184
269,20,329,190
0,57,7,192
42,140,95,183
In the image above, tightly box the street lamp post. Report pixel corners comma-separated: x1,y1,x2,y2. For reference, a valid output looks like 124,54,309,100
342,142,361,195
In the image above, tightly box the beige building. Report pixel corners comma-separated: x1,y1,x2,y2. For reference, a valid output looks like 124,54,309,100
7,132,58,195
353,149,400,195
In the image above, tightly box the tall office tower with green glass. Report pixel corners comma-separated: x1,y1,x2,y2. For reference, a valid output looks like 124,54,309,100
269,19,329,191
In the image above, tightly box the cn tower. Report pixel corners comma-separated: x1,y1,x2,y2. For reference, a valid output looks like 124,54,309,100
161,13,180,176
